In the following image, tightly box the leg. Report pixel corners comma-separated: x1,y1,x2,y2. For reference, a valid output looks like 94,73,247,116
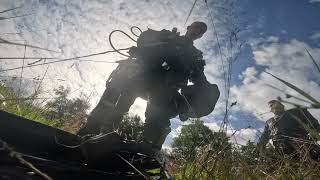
78,62,144,136
143,88,180,149
77,87,136,136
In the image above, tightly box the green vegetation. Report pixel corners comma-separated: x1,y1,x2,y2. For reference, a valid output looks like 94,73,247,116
168,120,320,180
45,86,90,133
167,51,320,179
0,82,61,127
0,75,319,179
118,114,144,141
0,48,319,180
0,83,90,133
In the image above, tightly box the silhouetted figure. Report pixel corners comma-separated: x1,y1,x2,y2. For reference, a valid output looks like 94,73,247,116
258,100,320,160
78,22,220,150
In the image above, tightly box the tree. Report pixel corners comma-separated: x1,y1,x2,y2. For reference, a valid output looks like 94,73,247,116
172,119,215,161
45,86,70,121
45,86,90,132
117,114,144,141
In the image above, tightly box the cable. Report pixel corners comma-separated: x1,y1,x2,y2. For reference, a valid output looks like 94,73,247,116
184,0,199,26
130,26,142,38
0,48,130,73
108,29,137,57
0,26,143,72
18,43,27,95
0,37,60,53
205,1,229,131
0,13,34,20
0,57,55,60
0,6,22,14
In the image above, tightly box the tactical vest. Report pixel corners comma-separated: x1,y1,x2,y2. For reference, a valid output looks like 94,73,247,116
134,28,206,87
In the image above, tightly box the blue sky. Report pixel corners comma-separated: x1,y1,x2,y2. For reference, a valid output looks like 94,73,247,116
233,0,320,85
1,0,320,148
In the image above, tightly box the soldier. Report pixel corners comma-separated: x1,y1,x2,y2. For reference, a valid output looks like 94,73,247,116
77,22,220,150
258,100,320,160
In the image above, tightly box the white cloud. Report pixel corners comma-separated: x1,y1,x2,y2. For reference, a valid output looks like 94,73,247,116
309,0,320,3
231,38,320,123
0,0,229,106
239,67,258,85
204,122,221,132
128,97,147,120
168,122,259,147
229,128,258,145
1,0,242,147
311,32,320,41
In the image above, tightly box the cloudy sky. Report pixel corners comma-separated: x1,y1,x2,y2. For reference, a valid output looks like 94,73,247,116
1,0,320,149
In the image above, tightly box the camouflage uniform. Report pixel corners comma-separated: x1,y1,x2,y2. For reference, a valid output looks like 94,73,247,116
259,108,320,159
78,28,209,149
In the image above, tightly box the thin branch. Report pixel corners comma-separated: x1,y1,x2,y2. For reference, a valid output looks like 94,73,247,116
0,6,23,14
0,37,60,53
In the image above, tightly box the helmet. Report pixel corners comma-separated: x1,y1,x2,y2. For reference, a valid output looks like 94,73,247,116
189,21,207,34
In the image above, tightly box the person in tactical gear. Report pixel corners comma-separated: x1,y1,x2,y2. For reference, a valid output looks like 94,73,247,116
258,100,320,160
77,21,220,150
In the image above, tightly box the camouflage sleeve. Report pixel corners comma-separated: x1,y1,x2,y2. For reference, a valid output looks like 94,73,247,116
190,59,209,85
258,123,271,151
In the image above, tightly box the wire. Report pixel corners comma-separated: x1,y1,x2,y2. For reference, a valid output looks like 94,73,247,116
205,1,229,131
0,48,130,73
0,6,22,14
0,13,34,20
108,29,137,57
184,0,199,26
0,57,55,60
18,43,27,95
0,26,143,72
0,37,60,53
130,26,142,37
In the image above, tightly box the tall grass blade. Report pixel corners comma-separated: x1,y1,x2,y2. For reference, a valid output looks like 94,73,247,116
305,48,320,73
265,83,314,104
264,71,320,108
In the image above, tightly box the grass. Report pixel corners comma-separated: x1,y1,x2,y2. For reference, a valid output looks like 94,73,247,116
1,13,320,178
0,82,62,127
167,50,320,180
168,142,320,180
0,54,319,180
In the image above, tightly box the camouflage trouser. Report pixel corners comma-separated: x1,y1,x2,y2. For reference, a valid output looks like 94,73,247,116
77,64,180,149
273,138,320,160
273,139,296,156
77,86,137,135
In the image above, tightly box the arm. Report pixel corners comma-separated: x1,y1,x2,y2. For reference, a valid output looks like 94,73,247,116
190,55,209,85
191,61,208,85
